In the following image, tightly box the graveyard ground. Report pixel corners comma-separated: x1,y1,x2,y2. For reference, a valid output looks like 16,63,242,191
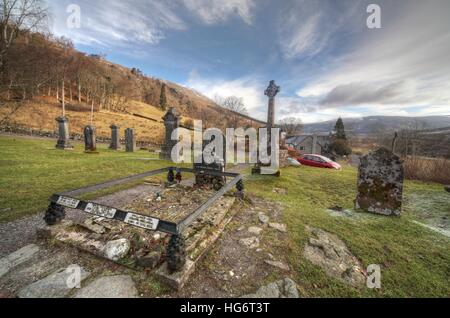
0,135,172,223
0,135,449,297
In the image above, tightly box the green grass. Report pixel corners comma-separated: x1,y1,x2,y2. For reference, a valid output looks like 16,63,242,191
246,166,450,297
0,135,173,223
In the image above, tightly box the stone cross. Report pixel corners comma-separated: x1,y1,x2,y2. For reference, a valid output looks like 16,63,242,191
355,148,404,216
84,125,97,152
125,128,136,152
160,107,180,160
55,116,73,150
264,80,280,130
109,125,121,150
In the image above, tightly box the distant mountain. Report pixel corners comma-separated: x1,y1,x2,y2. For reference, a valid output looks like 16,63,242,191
303,116,450,135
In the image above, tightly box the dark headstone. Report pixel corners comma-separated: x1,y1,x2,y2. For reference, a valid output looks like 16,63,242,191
109,124,121,150
84,125,97,152
194,136,226,190
125,128,136,152
55,117,74,150
160,107,180,161
355,148,404,216
445,185,450,193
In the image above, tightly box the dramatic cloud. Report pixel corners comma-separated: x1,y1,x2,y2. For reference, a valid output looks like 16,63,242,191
185,71,267,120
50,0,186,46
182,0,255,25
278,0,361,59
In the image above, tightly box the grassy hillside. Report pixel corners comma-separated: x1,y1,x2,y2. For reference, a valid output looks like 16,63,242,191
0,97,169,144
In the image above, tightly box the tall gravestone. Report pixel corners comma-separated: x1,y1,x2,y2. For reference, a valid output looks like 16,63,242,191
355,148,404,216
84,125,97,153
109,124,121,150
125,128,136,152
55,116,73,150
160,107,180,161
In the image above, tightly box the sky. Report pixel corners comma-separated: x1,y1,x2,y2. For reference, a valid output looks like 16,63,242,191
47,0,450,123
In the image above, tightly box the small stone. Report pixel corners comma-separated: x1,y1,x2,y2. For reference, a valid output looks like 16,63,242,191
269,223,287,233
239,237,260,249
258,213,269,224
103,238,130,261
229,271,235,277
74,275,138,298
81,219,106,234
136,251,162,269
153,233,161,240
264,260,290,271
248,226,263,235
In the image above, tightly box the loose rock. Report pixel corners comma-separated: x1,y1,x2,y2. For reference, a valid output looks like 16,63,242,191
243,278,299,298
303,226,366,287
264,260,290,271
269,223,287,233
239,237,260,249
103,238,130,261
248,226,263,235
258,213,269,224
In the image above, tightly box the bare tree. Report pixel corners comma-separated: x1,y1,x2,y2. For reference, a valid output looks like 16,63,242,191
215,95,248,128
278,117,303,135
0,0,48,71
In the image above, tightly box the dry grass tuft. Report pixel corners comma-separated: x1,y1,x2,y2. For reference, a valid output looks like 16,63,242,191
404,156,450,184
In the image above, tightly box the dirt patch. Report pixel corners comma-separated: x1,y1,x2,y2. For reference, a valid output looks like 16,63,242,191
169,196,294,298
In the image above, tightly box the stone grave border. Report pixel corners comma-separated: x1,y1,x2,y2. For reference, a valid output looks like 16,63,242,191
44,166,244,272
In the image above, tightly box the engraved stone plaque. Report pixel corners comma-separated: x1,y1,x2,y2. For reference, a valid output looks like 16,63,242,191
84,203,116,219
124,213,159,230
56,196,80,209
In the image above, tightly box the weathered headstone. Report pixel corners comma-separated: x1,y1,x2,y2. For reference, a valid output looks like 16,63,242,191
194,136,226,190
160,107,180,160
55,116,73,150
355,148,404,216
125,128,136,152
84,125,97,152
109,124,121,150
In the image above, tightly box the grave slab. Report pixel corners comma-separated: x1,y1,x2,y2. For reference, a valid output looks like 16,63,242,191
0,244,40,279
18,266,90,298
74,275,138,298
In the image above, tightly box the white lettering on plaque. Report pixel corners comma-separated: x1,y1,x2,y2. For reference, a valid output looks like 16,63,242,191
84,203,116,219
57,196,80,209
124,213,159,230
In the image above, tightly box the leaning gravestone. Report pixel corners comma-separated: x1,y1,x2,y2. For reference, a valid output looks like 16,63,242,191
125,128,136,152
160,107,180,160
109,124,121,150
84,125,97,153
55,116,74,150
355,148,404,216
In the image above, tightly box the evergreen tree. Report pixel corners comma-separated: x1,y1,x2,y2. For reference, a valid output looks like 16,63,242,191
334,117,347,140
160,83,167,111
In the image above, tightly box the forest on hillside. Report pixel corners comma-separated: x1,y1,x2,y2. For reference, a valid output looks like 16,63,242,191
0,0,261,130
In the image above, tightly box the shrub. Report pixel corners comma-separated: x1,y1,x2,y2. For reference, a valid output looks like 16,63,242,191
403,156,450,184
329,139,352,156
